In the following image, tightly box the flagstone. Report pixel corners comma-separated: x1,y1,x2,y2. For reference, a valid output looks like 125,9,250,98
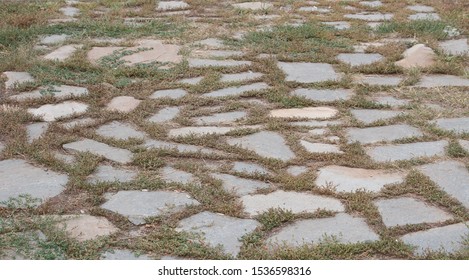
43,44,81,61
188,59,251,68
157,1,189,11
10,85,89,101
28,101,88,122
346,124,424,144
160,166,197,184
61,117,97,129
292,88,353,102
438,39,469,56
143,139,225,156
63,139,133,164
39,34,69,45
351,109,403,124
150,88,187,99
372,96,410,107
202,83,269,98
416,75,469,87
337,53,384,66
287,166,308,176
344,12,393,21
270,107,338,119
366,140,448,163
300,140,343,154
323,21,351,30
26,122,49,143
211,173,270,196
106,96,141,113
148,107,181,123
409,13,440,21
96,121,146,140
360,1,382,8
168,126,235,137
395,44,436,69
289,120,342,127
193,111,247,125
87,165,137,184
232,2,273,10
232,162,271,176
459,140,469,152
220,72,263,83
2,71,35,89
179,77,203,85
407,5,435,12
277,62,341,83
433,117,469,134
102,249,151,260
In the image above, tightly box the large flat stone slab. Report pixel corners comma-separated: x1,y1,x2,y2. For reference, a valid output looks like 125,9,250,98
418,161,469,209
346,124,424,144
433,117,469,134
270,107,338,119
227,131,296,161
87,165,137,184
375,197,453,227
415,75,469,87
211,173,270,196
315,165,406,192
176,211,260,257
365,140,448,162
241,190,344,217
351,109,403,125
63,139,133,164
438,39,468,56
292,88,353,102
28,101,88,122
9,85,88,101
102,190,200,225
337,53,384,66
96,121,146,140
267,213,379,247
401,223,469,255
2,71,35,89
58,215,118,241
277,62,340,83
202,83,269,98
193,111,247,125
0,159,68,204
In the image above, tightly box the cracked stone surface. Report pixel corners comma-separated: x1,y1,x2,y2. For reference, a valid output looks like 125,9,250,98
211,173,270,196
202,83,269,98
28,101,88,122
351,109,403,125
346,124,424,144
277,62,341,83
63,139,133,164
267,213,380,247
315,165,406,192
58,215,118,241
87,165,137,184
365,140,448,163
176,211,260,257
102,190,200,225
0,159,68,204
292,88,353,102
96,121,146,140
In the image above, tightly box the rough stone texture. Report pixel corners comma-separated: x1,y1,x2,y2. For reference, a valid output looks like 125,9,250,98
355,75,403,86
344,12,393,21
323,21,351,30
143,139,225,156
418,161,469,209
58,215,118,241
106,96,141,113
10,85,89,101
315,165,405,192
232,2,273,10
96,121,146,140
176,211,260,257
26,122,49,143
122,39,182,65
337,53,384,66
365,140,448,163
438,39,468,56
434,117,469,134
160,166,197,184
211,173,270,196
409,13,440,21
395,44,436,69
351,109,403,125
193,111,247,125
39,34,69,45
28,101,88,122
346,124,424,144
372,96,410,107
102,190,200,225
220,72,263,83
202,83,269,98
401,223,469,255
241,190,344,217
375,197,453,227
287,166,308,176
232,162,271,175
459,140,469,152
227,131,296,161
2,71,35,89
148,106,181,123
87,165,137,184
292,88,353,102
407,5,434,12
270,107,338,119
0,159,68,204
157,1,189,11
278,62,340,83
188,59,251,68
300,140,343,154
168,126,236,137
43,44,81,61
150,89,187,99
63,139,133,164
267,213,380,246
102,249,151,260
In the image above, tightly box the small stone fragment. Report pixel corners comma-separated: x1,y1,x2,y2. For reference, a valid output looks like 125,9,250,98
106,96,141,113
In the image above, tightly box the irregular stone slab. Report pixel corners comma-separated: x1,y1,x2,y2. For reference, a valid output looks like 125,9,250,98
106,96,141,113
43,44,81,61
323,21,351,30
102,249,151,260
438,39,468,56
418,161,469,209
395,44,436,69
143,139,225,156
194,38,224,48
346,124,424,144
227,131,296,161
267,213,379,246
300,140,343,154
87,165,137,184
409,13,440,21
61,117,96,129
179,77,203,85
0,159,68,204
375,197,452,227
351,109,403,125
202,83,269,98
241,190,344,217
298,6,330,13
188,59,251,68
365,140,448,163
270,107,338,119
287,165,308,176
148,106,180,123
373,96,410,107
150,89,187,99
63,139,133,164
28,101,88,122
192,50,243,59
176,211,259,256
220,72,263,83
168,126,234,137
96,121,146,140
344,12,393,21
401,223,469,255
315,165,405,192
39,34,69,45
59,6,79,17
87,46,124,64
232,162,271,175
355,75,403,86
160,166,197,184
121,39,182,65
193,111,247,125
232,2,273,10
459,140,469,152
26,122,49,143
407,5,435,12
292,88,353,102
157,1,189,11
2,71,34,89
360,1,382,7
211,173,270,196
58,215,118,241
434,117,469,134
337,53,384,67
416,75,469,87
9,85,89,101
102,190,200,225
289,120,342,127
277,62,341,83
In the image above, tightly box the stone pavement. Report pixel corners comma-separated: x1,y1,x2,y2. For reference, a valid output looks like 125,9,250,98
1,0,468,259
